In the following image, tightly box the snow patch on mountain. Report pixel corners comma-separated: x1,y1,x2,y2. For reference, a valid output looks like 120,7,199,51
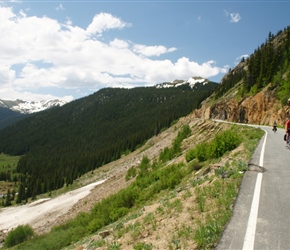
12,99,69,114
0,98,70,114
156,77,208,89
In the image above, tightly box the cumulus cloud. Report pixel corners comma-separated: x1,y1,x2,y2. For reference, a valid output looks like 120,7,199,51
224,10,241,23
0,6,227,101
86,12,130,35
133,44,177,57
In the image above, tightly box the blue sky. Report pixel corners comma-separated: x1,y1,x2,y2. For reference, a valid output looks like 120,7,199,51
0,0,290,101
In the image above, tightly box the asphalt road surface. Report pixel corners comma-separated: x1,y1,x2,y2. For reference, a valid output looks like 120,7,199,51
217,125,290,250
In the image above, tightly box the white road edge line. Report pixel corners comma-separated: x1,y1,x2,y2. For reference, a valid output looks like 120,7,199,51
242,130,267,250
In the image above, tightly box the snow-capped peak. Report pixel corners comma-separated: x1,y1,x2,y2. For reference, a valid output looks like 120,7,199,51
185,77,208,87
0,98,71,114
156,77,208,89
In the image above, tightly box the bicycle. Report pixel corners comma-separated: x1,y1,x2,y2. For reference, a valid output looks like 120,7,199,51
286,134,290,149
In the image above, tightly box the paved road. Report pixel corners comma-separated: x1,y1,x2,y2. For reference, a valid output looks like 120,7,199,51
217,125,290,250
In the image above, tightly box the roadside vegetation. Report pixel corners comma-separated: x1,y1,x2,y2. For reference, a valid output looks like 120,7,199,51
3,225,34,248
5,121,264,250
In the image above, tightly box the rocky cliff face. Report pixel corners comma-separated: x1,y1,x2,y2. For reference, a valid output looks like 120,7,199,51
194,84,290,127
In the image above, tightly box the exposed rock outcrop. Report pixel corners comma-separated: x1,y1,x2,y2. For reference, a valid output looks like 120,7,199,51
194,85,290,127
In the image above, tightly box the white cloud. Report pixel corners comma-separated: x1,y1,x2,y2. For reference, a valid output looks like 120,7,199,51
19,9,26,17
65,17,72,26
224,10,241,23
0,6,227,101
230,13,241,23
56,3,65,11
133,44,177,57
236,54,249,61
235,54,249,65
0,65,15,83
86,12,130,36
109,39,129,49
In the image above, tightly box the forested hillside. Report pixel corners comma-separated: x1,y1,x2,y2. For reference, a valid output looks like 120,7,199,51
214,26,290,103
0,107,27,130
191,26,290,126
0,82,217,201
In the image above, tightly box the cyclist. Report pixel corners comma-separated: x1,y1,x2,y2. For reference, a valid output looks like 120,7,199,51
273,120,277,132
285,118,290,147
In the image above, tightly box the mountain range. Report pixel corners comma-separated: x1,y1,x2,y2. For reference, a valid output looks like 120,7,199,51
0,98,69,114
0,77,210,130
0,98,70,130
1,76,209,114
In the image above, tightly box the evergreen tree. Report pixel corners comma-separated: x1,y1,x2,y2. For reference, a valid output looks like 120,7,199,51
5,189,11,206
16,182,26,204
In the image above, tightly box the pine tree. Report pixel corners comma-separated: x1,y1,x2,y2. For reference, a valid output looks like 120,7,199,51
5,189,11,206
16,182,26,204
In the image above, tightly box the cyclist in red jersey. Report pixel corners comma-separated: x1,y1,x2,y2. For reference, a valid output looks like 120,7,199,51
285,118,290,146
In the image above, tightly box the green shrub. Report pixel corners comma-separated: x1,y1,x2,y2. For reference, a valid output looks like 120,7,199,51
138,156,150,174
126,166,137,181
209,130,241,159
185,148,195,162
159,147,173,163
4,225,34,248
186,128,241,162
194,142,210,161
178,124,191,139
188,160,203,171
